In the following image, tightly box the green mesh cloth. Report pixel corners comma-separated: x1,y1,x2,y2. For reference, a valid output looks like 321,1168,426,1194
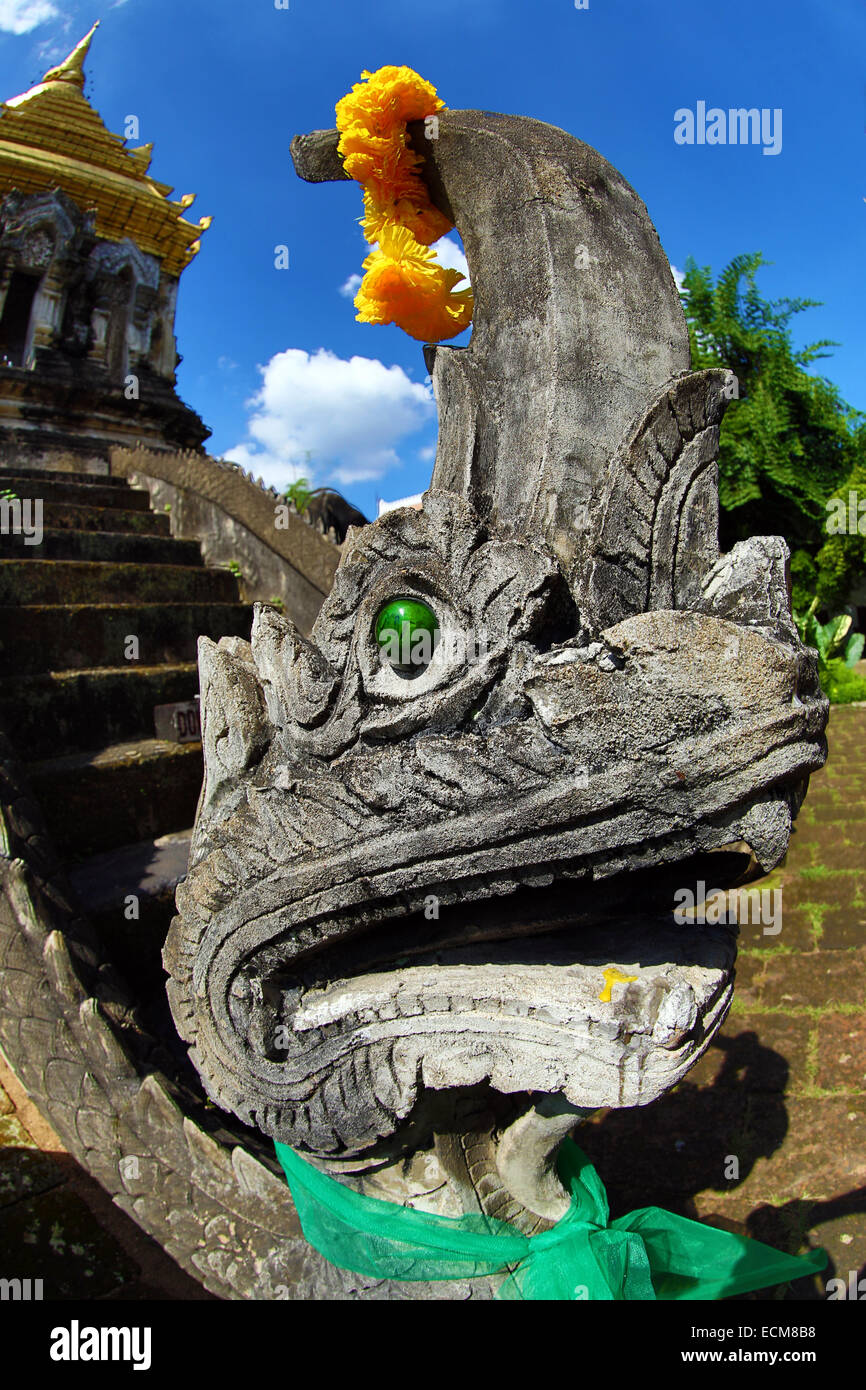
275,1137,826,1300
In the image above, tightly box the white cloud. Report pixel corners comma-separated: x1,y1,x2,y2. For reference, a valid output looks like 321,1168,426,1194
418,444,436,463
225,348,435,490
433,234,470,286
670,263,686,293
34,39,66,64
331,461,391,486
0,0,59,33
339,273,363,299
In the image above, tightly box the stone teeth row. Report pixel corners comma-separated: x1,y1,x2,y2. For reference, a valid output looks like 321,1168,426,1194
295,991,632,1040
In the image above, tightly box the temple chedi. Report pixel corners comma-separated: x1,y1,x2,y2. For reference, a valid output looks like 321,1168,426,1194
0,22,211,472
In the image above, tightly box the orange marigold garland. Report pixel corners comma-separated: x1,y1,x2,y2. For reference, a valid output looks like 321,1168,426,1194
335,66,473,342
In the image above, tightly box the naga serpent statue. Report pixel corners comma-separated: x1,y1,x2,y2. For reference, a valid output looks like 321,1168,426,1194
159,109,827,1293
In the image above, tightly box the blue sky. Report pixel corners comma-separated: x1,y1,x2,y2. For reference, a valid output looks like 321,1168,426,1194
0,0,863,519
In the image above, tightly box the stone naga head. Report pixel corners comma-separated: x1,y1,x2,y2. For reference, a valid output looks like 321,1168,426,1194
165,111,827,1167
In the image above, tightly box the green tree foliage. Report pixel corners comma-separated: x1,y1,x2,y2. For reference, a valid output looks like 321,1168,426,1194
810,429,866,609
680,254,864,584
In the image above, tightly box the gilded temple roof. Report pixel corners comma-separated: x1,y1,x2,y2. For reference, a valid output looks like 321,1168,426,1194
0,23,210,278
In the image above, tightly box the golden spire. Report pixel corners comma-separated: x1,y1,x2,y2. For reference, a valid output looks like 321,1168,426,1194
0,19,210,277
41,22,100,90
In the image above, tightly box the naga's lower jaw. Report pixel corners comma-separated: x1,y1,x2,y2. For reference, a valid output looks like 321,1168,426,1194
177,885,741,1158
250,917,737,1155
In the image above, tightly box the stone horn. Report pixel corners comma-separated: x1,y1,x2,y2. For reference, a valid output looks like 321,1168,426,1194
292,112,731,630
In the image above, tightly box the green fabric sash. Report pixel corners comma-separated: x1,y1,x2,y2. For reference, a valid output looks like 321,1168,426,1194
275,1137,826,1300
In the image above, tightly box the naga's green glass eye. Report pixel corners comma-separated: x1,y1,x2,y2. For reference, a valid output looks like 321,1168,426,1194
375,598,440,672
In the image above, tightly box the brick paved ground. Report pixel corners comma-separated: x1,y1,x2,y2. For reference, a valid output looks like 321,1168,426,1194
582,702,866,1300
0,706,862,1300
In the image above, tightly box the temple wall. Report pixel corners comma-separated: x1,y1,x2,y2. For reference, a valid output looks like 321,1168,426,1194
140,475,329,634
112,446,343,637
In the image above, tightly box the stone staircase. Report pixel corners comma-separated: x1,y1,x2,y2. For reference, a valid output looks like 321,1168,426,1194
0,466,252,999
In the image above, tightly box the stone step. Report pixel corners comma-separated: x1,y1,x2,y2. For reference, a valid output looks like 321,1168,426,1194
0,475,150,510
68,830,192,996
37,502,171,535
0,559,239,606
0,528,203,565
0,601,252,674
0,663,198,757
0,465,128,486
30,740,203,862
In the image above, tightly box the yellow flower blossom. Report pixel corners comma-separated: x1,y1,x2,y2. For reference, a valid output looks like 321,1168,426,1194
361,189,452,248
335,66,473,342
355,225,473,343
336,66,443,137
